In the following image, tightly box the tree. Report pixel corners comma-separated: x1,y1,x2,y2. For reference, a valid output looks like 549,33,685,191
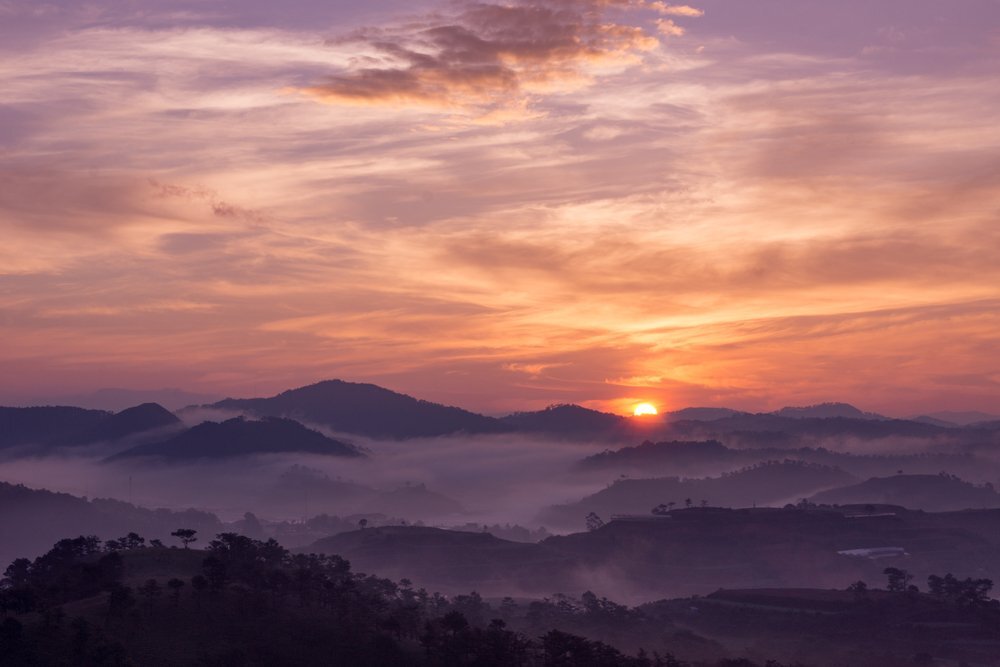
171,528,197,549
105,584,134,625
847,580,868,601
358,518,368,530
585,512,605,531
138,579,161,612
884,567,913,592
684,498,692,508
166,578,185,606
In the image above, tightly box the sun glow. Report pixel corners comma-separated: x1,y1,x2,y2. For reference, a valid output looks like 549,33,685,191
633,402,658,416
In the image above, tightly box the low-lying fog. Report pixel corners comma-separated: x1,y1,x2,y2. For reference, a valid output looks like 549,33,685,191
0,432,613,526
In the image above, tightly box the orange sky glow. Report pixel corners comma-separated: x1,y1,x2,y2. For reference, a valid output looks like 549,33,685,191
1,0,999,416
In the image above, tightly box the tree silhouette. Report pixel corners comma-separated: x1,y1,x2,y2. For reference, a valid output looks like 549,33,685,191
166,578,185,606
584,512,605,531
883,567,913,592
170,528,198,549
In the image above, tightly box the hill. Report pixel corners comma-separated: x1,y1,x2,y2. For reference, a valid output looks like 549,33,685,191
70,402,182,445
0,406,110,449
541,461,857,530
666,407,745,421
809,473,1000,511
107,416,364,461
773,403,884,420
660,413,971,448
262,466,464,521
498,404,627,438
210,379,503,439
573,439,999,484
0,480,222,567
304,525,568,596
301,507,1000,603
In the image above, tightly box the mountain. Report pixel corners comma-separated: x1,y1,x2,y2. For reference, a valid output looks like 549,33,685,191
576,440,734,472
210,379,503,439
70,402,183,445
498,404,626,437
540,461,857,530
107,416,364,461
773,403,884,420
0,406,110,449
917,410,1000,426
662,413,957,448
809,474,1000,512
666,407,745,421
29,387,221,412
574,439,1000,485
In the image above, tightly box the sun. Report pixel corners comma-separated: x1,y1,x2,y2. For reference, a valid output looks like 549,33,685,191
633,402,658,417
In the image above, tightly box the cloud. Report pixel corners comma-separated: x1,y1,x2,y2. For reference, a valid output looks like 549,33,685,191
302,0,677,114
647,3,704,17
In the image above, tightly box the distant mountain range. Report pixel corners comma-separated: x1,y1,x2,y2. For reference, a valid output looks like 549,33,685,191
0,404,179,451
24,387,221,412
3,379,999,453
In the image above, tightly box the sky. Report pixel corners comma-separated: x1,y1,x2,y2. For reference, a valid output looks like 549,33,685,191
1,0,999,416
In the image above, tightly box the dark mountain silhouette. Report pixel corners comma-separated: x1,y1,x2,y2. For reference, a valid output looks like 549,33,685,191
0,406,110,449
577,440,734,472
574,438,999,484
34,387,221,412
663,413,958,447
70,402,182,445
541,461,857,529
0,480,222,567
919,410,1000,426
666,407,745,421
107,416,364,461
809,473,1000,511
210,379,503,439
910,415,960,428
773,403,884,420
498,404,626,437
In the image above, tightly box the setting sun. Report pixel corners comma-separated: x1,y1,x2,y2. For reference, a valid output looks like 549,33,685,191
633,402,658,417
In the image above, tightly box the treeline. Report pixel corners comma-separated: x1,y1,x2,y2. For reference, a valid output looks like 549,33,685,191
0,531,800,666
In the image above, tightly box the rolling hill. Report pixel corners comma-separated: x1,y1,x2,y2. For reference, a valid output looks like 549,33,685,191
106,416,364,461
809,473,1000,511
541,460,857,529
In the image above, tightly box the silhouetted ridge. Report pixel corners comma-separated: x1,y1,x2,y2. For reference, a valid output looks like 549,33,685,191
498,403,626,436
577,439,732,470
666,407,745,421
73,402,181,444
210,379,503,439
0,406,110,449
809,473,1000,511
773,402,884,420
107,416,364,461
